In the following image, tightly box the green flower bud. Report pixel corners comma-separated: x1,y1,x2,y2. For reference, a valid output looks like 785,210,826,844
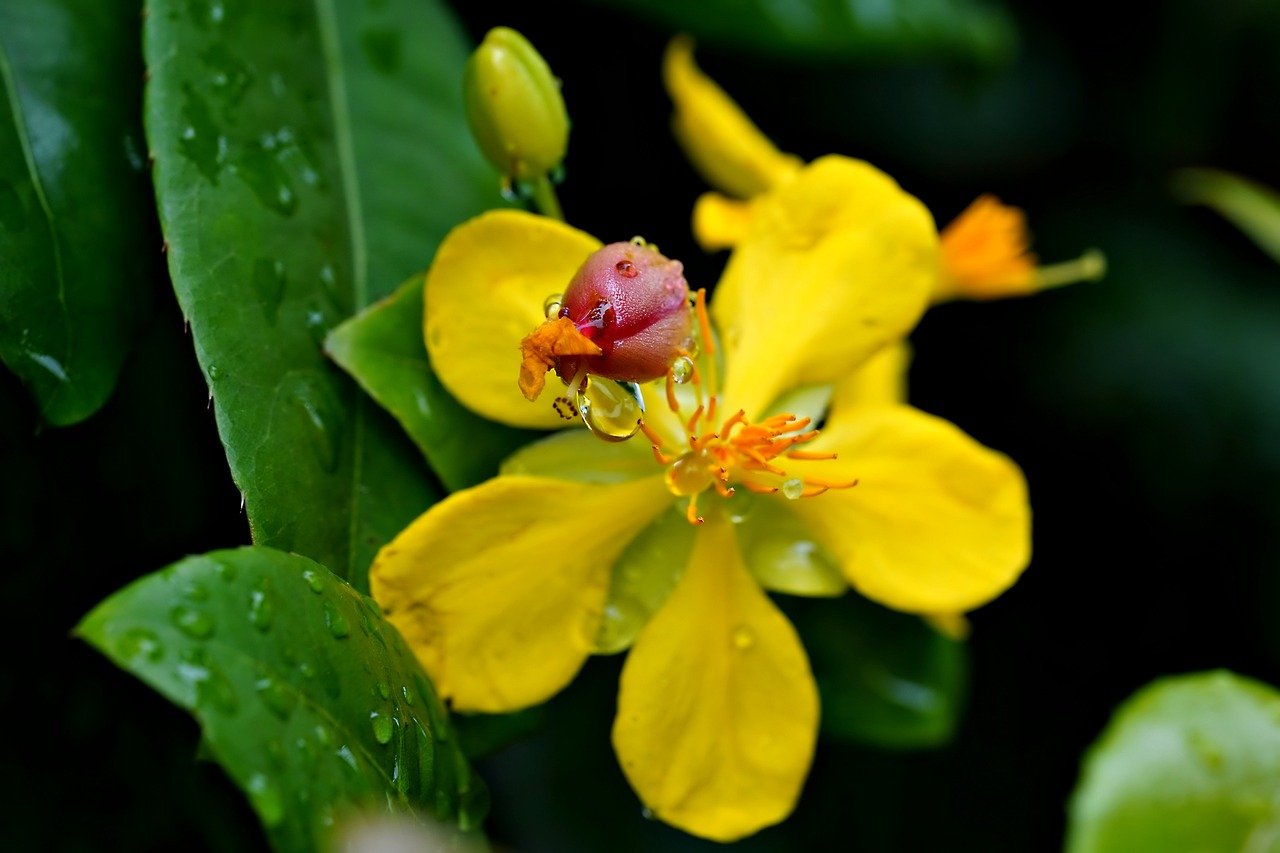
463,27,569,182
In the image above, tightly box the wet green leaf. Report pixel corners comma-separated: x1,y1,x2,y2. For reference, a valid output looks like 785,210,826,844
77,547,488,851
585,0,1017,65
325,278,539,491
793,593,968,748
1067,671,1280,853
1174,168,1280,264
0,1,151,425
144,0,498,581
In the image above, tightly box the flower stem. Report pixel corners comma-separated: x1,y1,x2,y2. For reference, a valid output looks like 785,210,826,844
530,173,564,221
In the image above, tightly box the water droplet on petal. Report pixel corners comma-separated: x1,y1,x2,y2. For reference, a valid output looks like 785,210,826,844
732,626,755,650
576,377,644,442
171,605,215,639
781,478,805,500
324,602,350,639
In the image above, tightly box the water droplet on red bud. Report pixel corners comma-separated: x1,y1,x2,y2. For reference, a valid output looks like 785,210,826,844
554,241,692,384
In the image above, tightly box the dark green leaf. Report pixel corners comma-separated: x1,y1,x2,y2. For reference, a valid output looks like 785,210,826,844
77,547,488,850
325,279,539,491
1067,671,1280,853
583,0,1017,65
454,708,548,761
793,593,968,748
0,1,151,425
144,0,499,580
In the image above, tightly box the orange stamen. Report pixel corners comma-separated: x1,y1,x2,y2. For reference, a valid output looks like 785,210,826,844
518,317,602,401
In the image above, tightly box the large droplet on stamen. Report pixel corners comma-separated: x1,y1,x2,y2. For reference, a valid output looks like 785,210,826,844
664,449,715,496
542,292,563,319
576,376,644,442
671,356,694,384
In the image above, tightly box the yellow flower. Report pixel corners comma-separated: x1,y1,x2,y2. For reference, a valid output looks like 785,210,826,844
371,156,1030,841
664,36,1105,302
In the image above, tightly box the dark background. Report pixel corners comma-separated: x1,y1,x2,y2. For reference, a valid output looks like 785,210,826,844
5,0,1280,849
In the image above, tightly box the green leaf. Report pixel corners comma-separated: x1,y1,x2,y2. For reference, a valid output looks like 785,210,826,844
144,0,499,580
325,278,539,491
1067,671,1280,853
1174,168,1280,265
792,593,968,748
583,0,1017,65
0,2,151,425
77,547,488,850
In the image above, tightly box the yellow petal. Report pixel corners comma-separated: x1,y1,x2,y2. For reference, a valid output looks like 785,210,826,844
663,36,802,199
692,192,756,251
830,341,912,411
787,405,1030,613
425,209,601,428
500,426,655,484
925,612,971,641
613,517,819,841
714,156,938,417
370,474,671,712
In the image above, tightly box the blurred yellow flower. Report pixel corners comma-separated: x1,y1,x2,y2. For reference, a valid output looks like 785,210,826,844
371,154,1030,841
665,36,1104,302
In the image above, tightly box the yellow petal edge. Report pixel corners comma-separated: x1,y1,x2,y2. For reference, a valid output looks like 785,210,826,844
425,209,601,429
613,518,819,841
371,474,672,712
789,405,1031,614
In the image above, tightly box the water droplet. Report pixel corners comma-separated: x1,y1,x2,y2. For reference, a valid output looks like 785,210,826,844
314,724,333,747
542,292,564,319
732,626,755,650
26,351,68,382
178,84,224,182
207,365,222,383
375,681,391,700
371,711,395,745
671,356,694,384
255,675,295,721
250,258,287,324
117,628,164,663
212,558,235,581
302,569,325,594
298,661,316,680
401,685,415,706
249,579,274,633
576,377,644,442
615,259,637,278
641,807,655,820
181,581,210,602
324,602,350,639
247,773,285,826
281,374,344,473
171,605,215,639
781,478,805,500
412,719,436,791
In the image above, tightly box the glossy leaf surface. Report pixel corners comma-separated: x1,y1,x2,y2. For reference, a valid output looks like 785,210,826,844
1067,671,1280,853
144,0,497,579
0,1,151,425
77,547,487,851
325,278,539,492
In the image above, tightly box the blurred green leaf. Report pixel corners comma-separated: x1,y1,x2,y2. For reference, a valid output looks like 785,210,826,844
1174,168,1280,264
582,0,1017,65
144,0,498,582
325,279,538,492
77,547,488,851
0,1,151,425
795,593,968,748
1067,671,1280,853
454,707,548,761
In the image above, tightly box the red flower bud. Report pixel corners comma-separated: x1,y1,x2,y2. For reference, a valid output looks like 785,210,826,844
520,240,692,400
